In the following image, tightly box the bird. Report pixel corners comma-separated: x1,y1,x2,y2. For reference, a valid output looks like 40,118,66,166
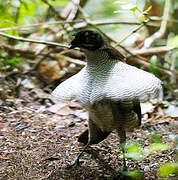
52,30,163,169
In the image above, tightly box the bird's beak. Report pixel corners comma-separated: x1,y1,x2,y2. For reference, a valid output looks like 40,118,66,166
69,38,77,49
69,44,75,49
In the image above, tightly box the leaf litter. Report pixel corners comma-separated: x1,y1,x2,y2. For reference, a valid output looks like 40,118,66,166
0,85,177,180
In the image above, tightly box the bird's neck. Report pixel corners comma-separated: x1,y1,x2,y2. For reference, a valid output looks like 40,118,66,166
85,49,116,73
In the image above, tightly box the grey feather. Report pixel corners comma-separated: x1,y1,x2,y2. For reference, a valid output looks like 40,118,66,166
52,49,163,106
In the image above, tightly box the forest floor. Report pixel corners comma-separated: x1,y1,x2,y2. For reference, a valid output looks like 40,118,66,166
0,85,177,180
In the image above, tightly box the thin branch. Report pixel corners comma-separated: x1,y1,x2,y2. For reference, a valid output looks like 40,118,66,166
66,0,81,20
41,0,63,20
0,14,177,33
61,0,88,30
91,19,143,26
2,43,173,61
0,20,83,32
60,0,78,19
149,16,178,23
130,46,174,56
64,56,86,66
1,26,172,65
67,51,173,77
1,42,173,76
1,44,85,66
127,56,172,77
1,44,36,55
0,32,69,48
115,23,146,46
0,19,159,32
144,0,170,48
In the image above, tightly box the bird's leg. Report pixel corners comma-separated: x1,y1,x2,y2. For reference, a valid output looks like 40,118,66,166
75,142,90,164
118,129,127,171
68,142,89,168
111,103,127,171
120,140,126,171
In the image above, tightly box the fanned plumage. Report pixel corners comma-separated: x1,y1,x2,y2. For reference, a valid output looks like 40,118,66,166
52,30,163,168
52,60,162,105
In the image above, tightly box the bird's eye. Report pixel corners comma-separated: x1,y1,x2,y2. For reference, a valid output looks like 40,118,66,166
84,32,89,36
91,34,96,39
85,36,90,43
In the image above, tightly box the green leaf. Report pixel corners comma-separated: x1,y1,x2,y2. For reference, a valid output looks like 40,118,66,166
158,162,178,177
1,51,8,57
150,55,158,76
0,5,14,28
130,6,138,12
125,142,144,160
145,143,170,152
148,134,162,143
155,0,166,6
4,57,20,66
145,5,152,13
167,35,178,48
126,141,142,153
19,0,30,10
18,1,35,25
50,0,70,6
122,170,142,179
125,152,143,160
160,101,170,108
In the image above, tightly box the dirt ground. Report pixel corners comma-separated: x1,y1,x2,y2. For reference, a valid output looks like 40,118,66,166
0,87,177,180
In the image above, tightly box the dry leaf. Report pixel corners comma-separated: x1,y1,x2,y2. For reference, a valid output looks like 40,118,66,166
48,102,74,116
39,60,62,82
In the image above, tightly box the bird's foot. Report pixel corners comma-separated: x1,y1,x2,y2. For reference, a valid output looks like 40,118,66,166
122,156,127,171
66,158,80,168
66,143,89,168
122,166,127,172
120,163,128,176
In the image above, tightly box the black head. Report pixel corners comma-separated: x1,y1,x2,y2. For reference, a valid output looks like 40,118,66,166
70,30,105,50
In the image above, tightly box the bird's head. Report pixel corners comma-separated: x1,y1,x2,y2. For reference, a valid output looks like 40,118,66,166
70,30,105,50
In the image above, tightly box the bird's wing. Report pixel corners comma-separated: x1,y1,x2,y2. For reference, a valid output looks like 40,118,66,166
103,46,126,62
133,99,142,126
104,62,163,103
111,99,141,132
52,68,86,102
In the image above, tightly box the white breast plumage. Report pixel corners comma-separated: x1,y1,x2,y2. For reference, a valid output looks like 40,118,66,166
52,60,162,106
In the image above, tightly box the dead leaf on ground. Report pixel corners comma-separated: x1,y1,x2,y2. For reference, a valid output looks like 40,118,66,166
32,88,51,99
48,102,75,116
69,100,82,109
39,60,62,82
146,115,176,125
141,102,155,114
0,123,5,134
